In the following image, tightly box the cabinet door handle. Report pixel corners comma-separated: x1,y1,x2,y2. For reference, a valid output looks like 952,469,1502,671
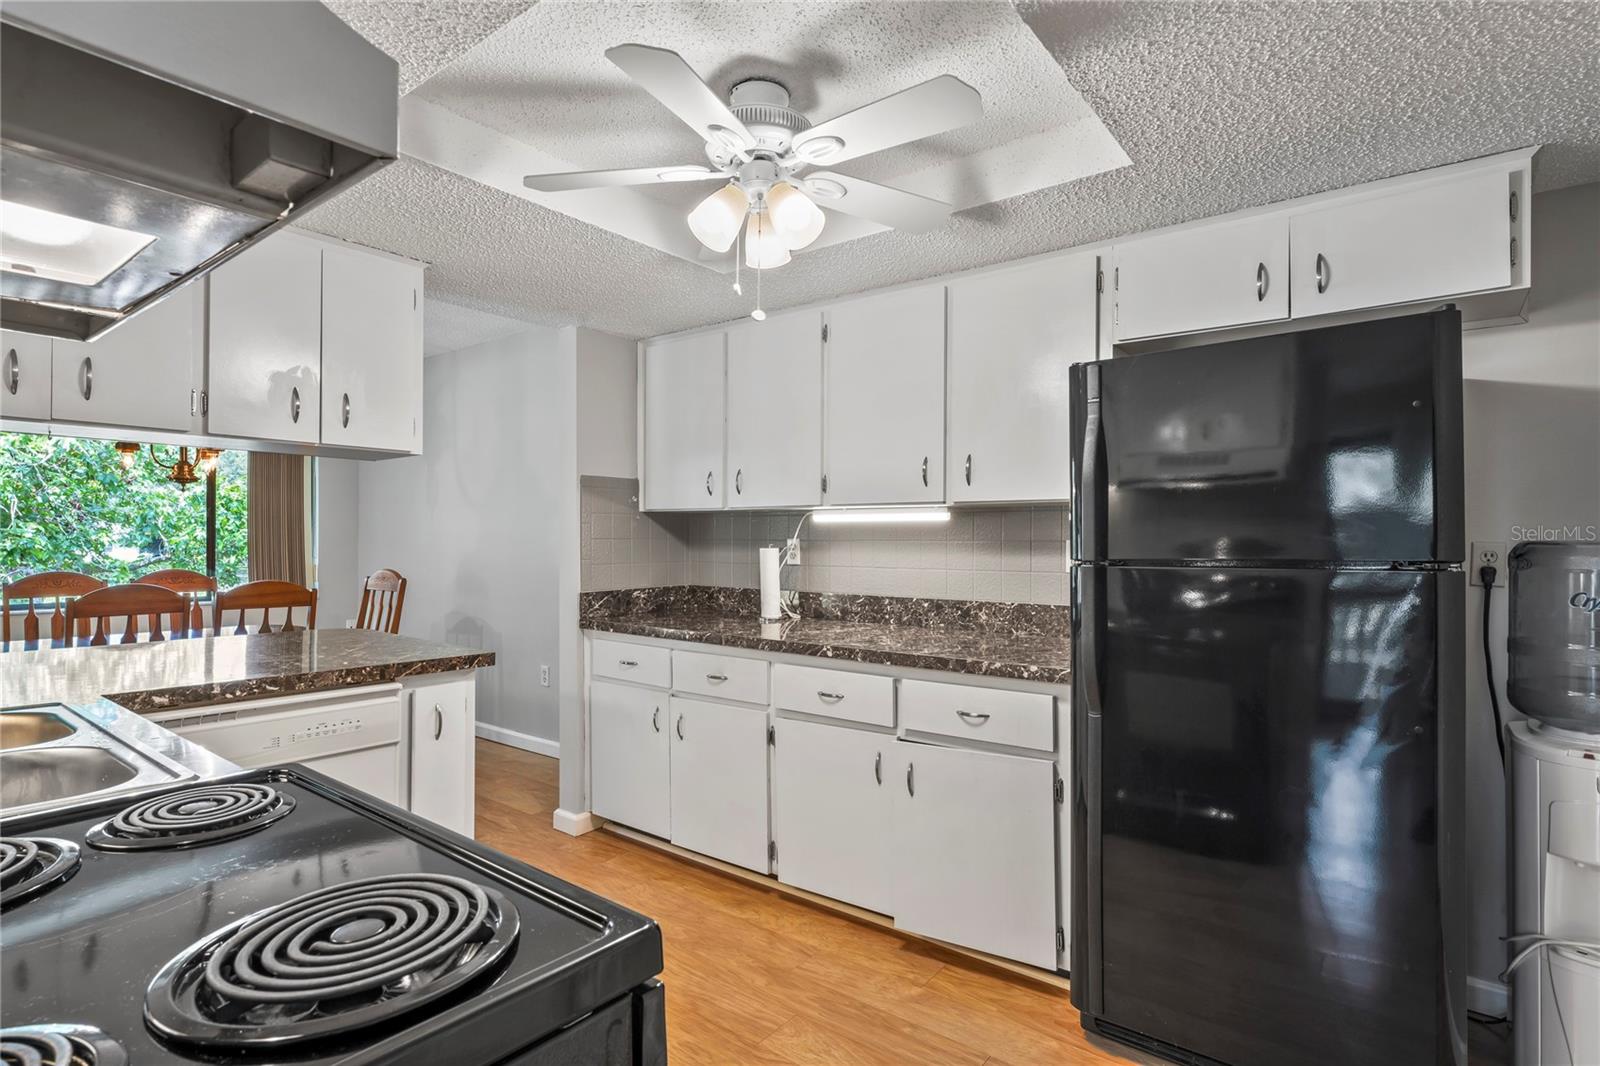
735,468,742,495
618,659,638,668
1256,262,1268,301
652,706,660,733
816,690,845,703
706,470,714,496
1315,252,1330,294
342,392,351,428
80,357,93,401
906,762,915,797
921,456,929,487
291,386,301,423
705,672,728,683
964,453,972,486
956,709,991,725
874,751,882,785
433,704,444,740
676,714,685,741
5,348,18,396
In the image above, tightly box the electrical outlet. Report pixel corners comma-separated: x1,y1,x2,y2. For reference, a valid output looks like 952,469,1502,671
786,537,802,565
540,665,550,687
1472,542,1506,586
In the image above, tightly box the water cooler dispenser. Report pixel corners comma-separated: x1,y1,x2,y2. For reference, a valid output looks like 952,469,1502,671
1504,541,1600,1066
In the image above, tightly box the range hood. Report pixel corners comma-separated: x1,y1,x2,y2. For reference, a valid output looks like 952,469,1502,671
0,1,397,341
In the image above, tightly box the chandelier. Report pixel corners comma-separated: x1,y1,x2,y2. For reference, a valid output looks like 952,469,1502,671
115,442,221,490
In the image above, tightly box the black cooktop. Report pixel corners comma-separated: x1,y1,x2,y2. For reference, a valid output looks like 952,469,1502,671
0,767,663,1065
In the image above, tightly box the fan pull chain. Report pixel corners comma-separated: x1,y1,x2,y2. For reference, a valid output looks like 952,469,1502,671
733,223,743,295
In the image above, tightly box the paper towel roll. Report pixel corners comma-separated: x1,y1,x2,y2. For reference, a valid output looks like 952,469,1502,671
759,546,783,621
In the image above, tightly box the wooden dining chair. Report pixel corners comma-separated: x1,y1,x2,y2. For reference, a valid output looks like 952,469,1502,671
2,571,107,650
355,569,407,634
214,580,318,635
64,584,189,646
135,569,217,637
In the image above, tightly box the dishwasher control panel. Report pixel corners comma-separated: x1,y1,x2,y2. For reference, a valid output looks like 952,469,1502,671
156,687,404,765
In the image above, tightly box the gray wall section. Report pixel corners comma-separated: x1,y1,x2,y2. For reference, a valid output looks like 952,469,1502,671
338,326,567,745
313,457,362,628
1460,182,1600,1008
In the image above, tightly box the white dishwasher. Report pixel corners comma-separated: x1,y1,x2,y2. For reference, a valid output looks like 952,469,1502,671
149,683,407,805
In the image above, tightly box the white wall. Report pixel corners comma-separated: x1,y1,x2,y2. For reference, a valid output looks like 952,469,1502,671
1460,182,1600,1013
351,326,567,748
575,329,638,479
314,457,362,627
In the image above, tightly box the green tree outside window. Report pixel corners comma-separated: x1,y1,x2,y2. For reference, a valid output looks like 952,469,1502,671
1,434,248,586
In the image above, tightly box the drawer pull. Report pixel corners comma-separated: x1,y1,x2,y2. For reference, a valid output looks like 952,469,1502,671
956,710,991,725
816,690,845,703
705,672,729,683
618,659,638,668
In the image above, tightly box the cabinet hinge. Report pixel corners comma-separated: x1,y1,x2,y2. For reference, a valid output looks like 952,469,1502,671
1057,927,1066,953
201,391,208,416
190,388,197,416
768,724,775,746
821,473,828,495
1510,237,1518,269
821,322,829,343
414,289,418,310
768,840,777,863
1054,776,1065,804
1113,266,1119,291
1095,269,1104,295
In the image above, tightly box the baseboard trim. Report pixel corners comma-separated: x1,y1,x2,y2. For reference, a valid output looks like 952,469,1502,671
1468,975,1509,1019
553,808,602,837
600,822,1070,993
475,723,559,759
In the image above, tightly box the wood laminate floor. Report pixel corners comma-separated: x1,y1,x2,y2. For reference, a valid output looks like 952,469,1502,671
474,740,1510,1066
474,739,1142,1066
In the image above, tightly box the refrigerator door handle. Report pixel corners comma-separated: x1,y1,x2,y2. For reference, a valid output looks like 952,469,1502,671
1077,364,1102,562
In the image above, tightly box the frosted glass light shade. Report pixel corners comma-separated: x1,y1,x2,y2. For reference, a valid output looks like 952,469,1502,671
688,184,748,252
766,181,825,250
745,210,791,270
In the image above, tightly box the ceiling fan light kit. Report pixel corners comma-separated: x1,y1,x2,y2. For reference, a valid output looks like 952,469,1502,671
524,43,983,314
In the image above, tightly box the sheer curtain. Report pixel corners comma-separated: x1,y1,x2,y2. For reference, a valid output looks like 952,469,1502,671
247,453,307,584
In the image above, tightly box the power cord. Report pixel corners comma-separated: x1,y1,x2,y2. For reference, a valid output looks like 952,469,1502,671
1482,564,1506,766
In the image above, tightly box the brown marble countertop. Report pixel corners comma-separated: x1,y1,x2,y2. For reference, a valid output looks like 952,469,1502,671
580,588,1070,684
1,630,496,713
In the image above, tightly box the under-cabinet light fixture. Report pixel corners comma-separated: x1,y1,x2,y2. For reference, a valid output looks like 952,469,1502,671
809,507,951,525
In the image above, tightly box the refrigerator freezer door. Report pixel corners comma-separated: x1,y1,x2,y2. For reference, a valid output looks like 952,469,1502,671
1074,564,1461,1066
1070,310,1463,564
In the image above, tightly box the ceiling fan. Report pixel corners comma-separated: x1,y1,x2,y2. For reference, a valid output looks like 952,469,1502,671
524,44,983,276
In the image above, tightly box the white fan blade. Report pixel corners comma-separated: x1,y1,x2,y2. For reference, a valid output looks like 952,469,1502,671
523,165,720,193
805,172,953,232
793,75,982,165
605,43,754,153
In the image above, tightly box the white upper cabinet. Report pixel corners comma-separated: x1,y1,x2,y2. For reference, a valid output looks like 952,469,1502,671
1,330,52,422
321,245,424,453
51,282,203,432
1113,214,1290,342
726,310,823,509
207,231,323,444
947,253,1097,503
643,330,726,510
824,284,946,506
1289,167,1513,318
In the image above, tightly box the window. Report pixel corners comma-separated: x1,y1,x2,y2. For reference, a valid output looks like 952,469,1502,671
1,434,248,586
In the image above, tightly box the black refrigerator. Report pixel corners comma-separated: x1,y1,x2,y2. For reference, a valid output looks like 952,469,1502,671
1068,310,1467,1066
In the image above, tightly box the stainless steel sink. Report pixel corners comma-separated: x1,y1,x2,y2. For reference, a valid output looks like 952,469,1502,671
0,710,77,750
0,745,140,808
0,704,197,816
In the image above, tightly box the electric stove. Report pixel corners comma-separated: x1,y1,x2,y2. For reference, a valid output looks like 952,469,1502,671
0,766,665,1065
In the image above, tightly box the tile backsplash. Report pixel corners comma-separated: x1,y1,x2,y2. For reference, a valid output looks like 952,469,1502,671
581,476,1070,606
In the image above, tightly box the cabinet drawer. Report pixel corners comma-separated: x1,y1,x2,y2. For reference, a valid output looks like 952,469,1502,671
591,638,671,689
672,648,768,705
900,680,1054,753
773,663,894,727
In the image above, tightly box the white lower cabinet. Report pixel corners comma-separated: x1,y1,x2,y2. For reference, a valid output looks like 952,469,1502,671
590,680,671,839
406,674,475,837
889,739,1058,969
668,695,770,872
772,717,891,913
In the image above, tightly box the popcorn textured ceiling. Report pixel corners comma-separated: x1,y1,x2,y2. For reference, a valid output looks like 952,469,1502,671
304,0,1600,342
